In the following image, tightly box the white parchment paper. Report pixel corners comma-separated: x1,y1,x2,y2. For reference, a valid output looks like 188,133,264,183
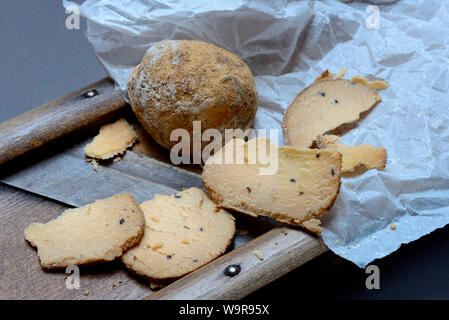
64,0,449,267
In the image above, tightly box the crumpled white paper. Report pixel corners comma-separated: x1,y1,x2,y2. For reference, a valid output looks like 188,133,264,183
64,0,449,268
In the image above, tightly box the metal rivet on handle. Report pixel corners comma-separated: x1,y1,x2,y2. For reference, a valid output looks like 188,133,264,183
224,264,241,277
83,89,98,98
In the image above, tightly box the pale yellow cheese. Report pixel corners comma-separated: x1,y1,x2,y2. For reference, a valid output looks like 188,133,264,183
24,194,145,269
335,68,347,79
315,69,389,89
351,75,389,90
253,250,264,261
301,219,323,233
202,138,342,229
317,135,387,172
283,79,381,148
85,118,137,160
121,188,236,280
149,282,164,290
315,69,348,80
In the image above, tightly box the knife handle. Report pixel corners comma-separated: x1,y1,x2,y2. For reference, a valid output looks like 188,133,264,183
0,78,127,166
148,227,328,300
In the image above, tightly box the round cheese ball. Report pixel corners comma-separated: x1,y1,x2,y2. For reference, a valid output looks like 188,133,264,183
127,40,258,156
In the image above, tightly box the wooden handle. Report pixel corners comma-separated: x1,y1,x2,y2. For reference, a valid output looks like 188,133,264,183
0,78,127,165
148,227,328,300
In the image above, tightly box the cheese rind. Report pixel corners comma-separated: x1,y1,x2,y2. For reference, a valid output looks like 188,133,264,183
317,135,387,172
351,75,389,90
127,40,258,155
24,194,145,269
121,188,236,280
282,79,381,148
202,138,342,227
85,118,137,159
315,69,334,81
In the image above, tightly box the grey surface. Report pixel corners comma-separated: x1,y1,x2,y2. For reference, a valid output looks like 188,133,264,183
0,0,448,300
0,0,105,121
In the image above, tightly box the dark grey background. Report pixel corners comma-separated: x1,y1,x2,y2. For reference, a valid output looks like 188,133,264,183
1,0,448,300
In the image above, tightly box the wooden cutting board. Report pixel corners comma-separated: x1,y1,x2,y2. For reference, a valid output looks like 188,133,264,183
0,78,328,300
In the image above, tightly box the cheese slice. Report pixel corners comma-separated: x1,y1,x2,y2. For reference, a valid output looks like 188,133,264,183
202,138,342,229
282,79,381,148
121,188,236,280
24,194,145,269
335,68,347,79
85,118,137,159
317,135,387,173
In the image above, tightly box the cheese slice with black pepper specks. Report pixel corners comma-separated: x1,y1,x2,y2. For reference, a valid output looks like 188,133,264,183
24,194,145,269
121,188,235,280
282,79,381,148
202,138,342,231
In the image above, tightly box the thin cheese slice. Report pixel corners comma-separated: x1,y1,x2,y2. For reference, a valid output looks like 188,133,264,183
202,138,342,229
24,194,145,269
317,135,387,173
121,188,236,280
282,79,381,148
85,118,137,159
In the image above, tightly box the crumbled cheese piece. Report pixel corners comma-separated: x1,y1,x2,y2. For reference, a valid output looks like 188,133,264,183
301,219,323,234
253,250,264,261
24,194,144,269
317,135,387,172
335,68,347,79
351,75,389,90
85,118,137,160
91,159,98,172
203,138,342,226
315,69,334,81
